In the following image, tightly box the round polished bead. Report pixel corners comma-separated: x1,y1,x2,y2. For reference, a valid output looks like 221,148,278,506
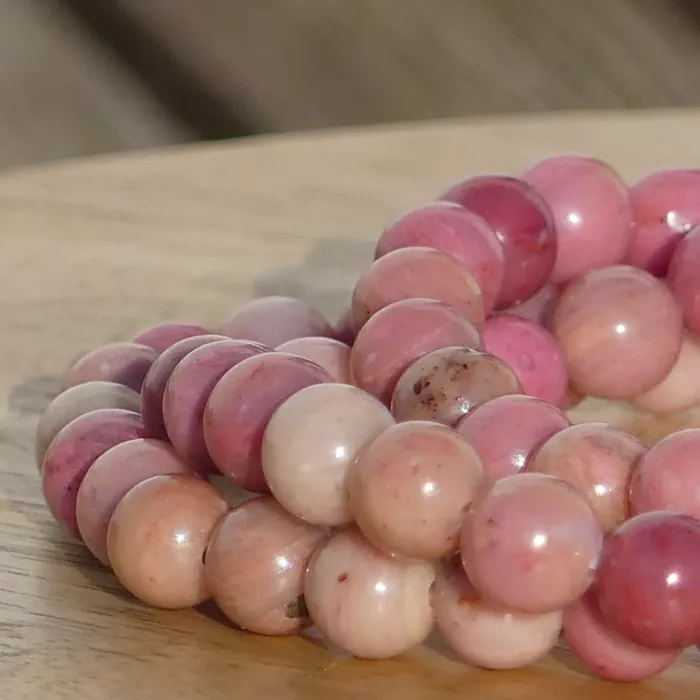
333,308,356,346
391,347,521,426
276,337,352,384
204,352,332,493
133,322,211,353
461,473,603,613
433,556,562,670
552,265,683,399
304,527,434,659
522,154,633,284
350,299,482,404
593,511,700,650
528,423,645,533
107,474,229,609
374,202,505,312
667,226,700,335
440,175,556,306
348,421,484,560
262,383,394,526
501,283,559,327
204,496,326,635
457,395,570,485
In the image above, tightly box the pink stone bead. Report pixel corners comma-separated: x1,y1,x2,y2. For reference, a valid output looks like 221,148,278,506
552,265,683,399
133,322,211,353
348,421,484,560
304,527,434,659
391,347,522,427
625,168,700,277
434,556,562,670
629,429,700,520
76,438,196,566
41,408,147,539
204,496,327,635
162,339,267,473
276,337,352,384
593,511,700,650
461,472,603,613
203,352,332,493
563,589,680,683
350,298,482,404
107,474,229,609
140,334,228,439
262,383,394,526
483,314,568,407
501,283,559,327
456,394,570,485
374,202,505,312
667,226,700,335
220,296,334,347
35,381,141,468
440,175,556,307
333,308,356,346
352,247,485,331
62,342,158,393
522,154,634,284
528,423,645,533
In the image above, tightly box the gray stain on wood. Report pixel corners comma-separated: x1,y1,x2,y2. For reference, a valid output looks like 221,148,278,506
8,375,61,415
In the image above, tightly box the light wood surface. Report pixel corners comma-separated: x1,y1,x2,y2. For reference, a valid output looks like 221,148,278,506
3,110,700,698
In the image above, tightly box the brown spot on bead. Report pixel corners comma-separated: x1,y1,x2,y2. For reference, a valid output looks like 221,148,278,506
285,595,309,619
338,572,349,583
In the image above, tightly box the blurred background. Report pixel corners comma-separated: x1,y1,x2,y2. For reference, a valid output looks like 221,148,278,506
4,0,700,171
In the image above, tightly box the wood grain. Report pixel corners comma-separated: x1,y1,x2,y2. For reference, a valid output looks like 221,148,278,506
2,110,700,698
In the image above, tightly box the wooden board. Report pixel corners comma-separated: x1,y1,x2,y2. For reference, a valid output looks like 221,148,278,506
2,110,700,698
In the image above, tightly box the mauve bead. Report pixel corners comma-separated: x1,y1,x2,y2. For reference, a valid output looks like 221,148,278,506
276,337,352,384
552,265,683,399
107,474,229,609
350,298,482,404
483,314,568,407
625,168,700,277
457,394,570,485
204,497,326,635
334,308,356,346
133,322,211,354
441,175,556,306
501,283,559,327
667,226,700,335
374,202,505,312
76,438,196,566
522,154,633,284
593,511,700,650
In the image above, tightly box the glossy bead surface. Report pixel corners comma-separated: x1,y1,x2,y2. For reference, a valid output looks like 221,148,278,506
276,337,352,384
391,347,521,426
262,383,394,526
552,265,683,399
667,226,700,335
204,497,326,635
461,473,603,613
133,322,211,353
304,527,434,659
107,474,229,609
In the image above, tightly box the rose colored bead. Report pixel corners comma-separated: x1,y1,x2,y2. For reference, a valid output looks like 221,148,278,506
625,168,700,277
483,314,568,407
76,438,196,566
220,296,334,347
456,394,570,485
552,265,683,399
62,342,158,393
333,308,356,346
522,154,633,284
107,474,229,609
461,473,603,613
563,589,680,683
433,556,562,670
304,527,434,659
352,247,484,331
262,383,394,526
133,322,211,353
374,202,505,312
41,408,147,539
204,352,332,493
667,226,700,335
35,381,141,468
204,496,326,635
350,299,482,404
140,334,228,439
501,283,559,327
440,175,556,306
348,421,484,560
593,511,700,650
276,337,352,384
528,423,645,533
162,339,267,473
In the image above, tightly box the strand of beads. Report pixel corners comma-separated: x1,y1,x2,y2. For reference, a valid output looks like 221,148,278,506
36,154,700,684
